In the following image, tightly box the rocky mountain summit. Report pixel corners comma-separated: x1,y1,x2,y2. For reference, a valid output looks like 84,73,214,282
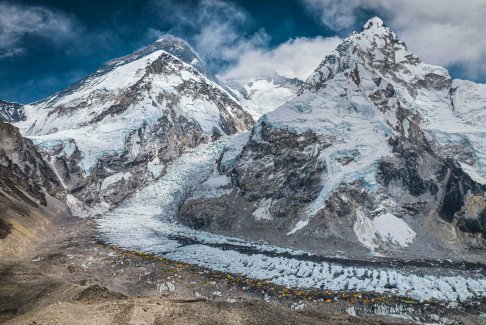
14,35,254,216
176,17,486,258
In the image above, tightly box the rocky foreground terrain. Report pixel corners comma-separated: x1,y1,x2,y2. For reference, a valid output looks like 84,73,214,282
1,216,485,325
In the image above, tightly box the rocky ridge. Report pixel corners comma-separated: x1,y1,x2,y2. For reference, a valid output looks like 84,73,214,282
0,122,62,208
0,121,67,255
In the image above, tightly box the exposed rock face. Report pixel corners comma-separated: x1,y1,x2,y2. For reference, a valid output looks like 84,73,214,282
233,123,329,215
0,121,67,255
15,35,254,216
0,122,62,208
178,125,330,231
177,17,486,257
0,100,26,123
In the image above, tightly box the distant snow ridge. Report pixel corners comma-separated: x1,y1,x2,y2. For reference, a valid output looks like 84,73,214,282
0,100,25,123
98,137,486,303
226,71,304,119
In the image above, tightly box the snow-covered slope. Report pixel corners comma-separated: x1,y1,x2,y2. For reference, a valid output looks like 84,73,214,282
0,100,26,123
225,71,303,119
15,35,254,216
176,17,486,258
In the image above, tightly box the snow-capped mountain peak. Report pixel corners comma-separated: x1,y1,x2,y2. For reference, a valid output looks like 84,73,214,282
95,34,204,73
174,17,486,260
153,34,205,71
363,16,385,31
304,16,434,95
14,35,254,216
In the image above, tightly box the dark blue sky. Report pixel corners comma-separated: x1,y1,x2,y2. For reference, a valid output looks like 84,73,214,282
1,0,483,103
0,0,337,103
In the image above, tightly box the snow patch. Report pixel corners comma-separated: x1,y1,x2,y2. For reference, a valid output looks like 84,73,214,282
354,210,416,250
147,156,165,178
220,132,250,170
459,162,486,185
287,219,310,235
373,212,416,247
353,209,379,250
66,194,110,218
253,198,273,221
66,194,85,218
101,172,132,190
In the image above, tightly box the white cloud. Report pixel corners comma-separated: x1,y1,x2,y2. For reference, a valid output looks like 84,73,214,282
221,36,342,81
0,2,79,58
152,0,341,81
152,0,268,71
301,0,486,80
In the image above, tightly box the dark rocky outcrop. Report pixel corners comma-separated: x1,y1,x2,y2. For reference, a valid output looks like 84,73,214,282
0,122,67,254
178,122,332,236
234,123,329,210
0,122,63,207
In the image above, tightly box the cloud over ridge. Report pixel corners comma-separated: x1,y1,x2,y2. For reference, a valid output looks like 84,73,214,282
0,2,79,58
151,0,341,81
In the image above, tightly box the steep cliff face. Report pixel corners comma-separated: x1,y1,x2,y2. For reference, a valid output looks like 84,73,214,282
15,35,254,216
177,18,486,257
0,122,62,207
0,121,67,256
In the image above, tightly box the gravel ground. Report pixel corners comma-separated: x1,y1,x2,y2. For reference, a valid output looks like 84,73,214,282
0,216,484,325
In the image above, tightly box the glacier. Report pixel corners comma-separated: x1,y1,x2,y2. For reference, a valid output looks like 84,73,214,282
98,136,486,303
